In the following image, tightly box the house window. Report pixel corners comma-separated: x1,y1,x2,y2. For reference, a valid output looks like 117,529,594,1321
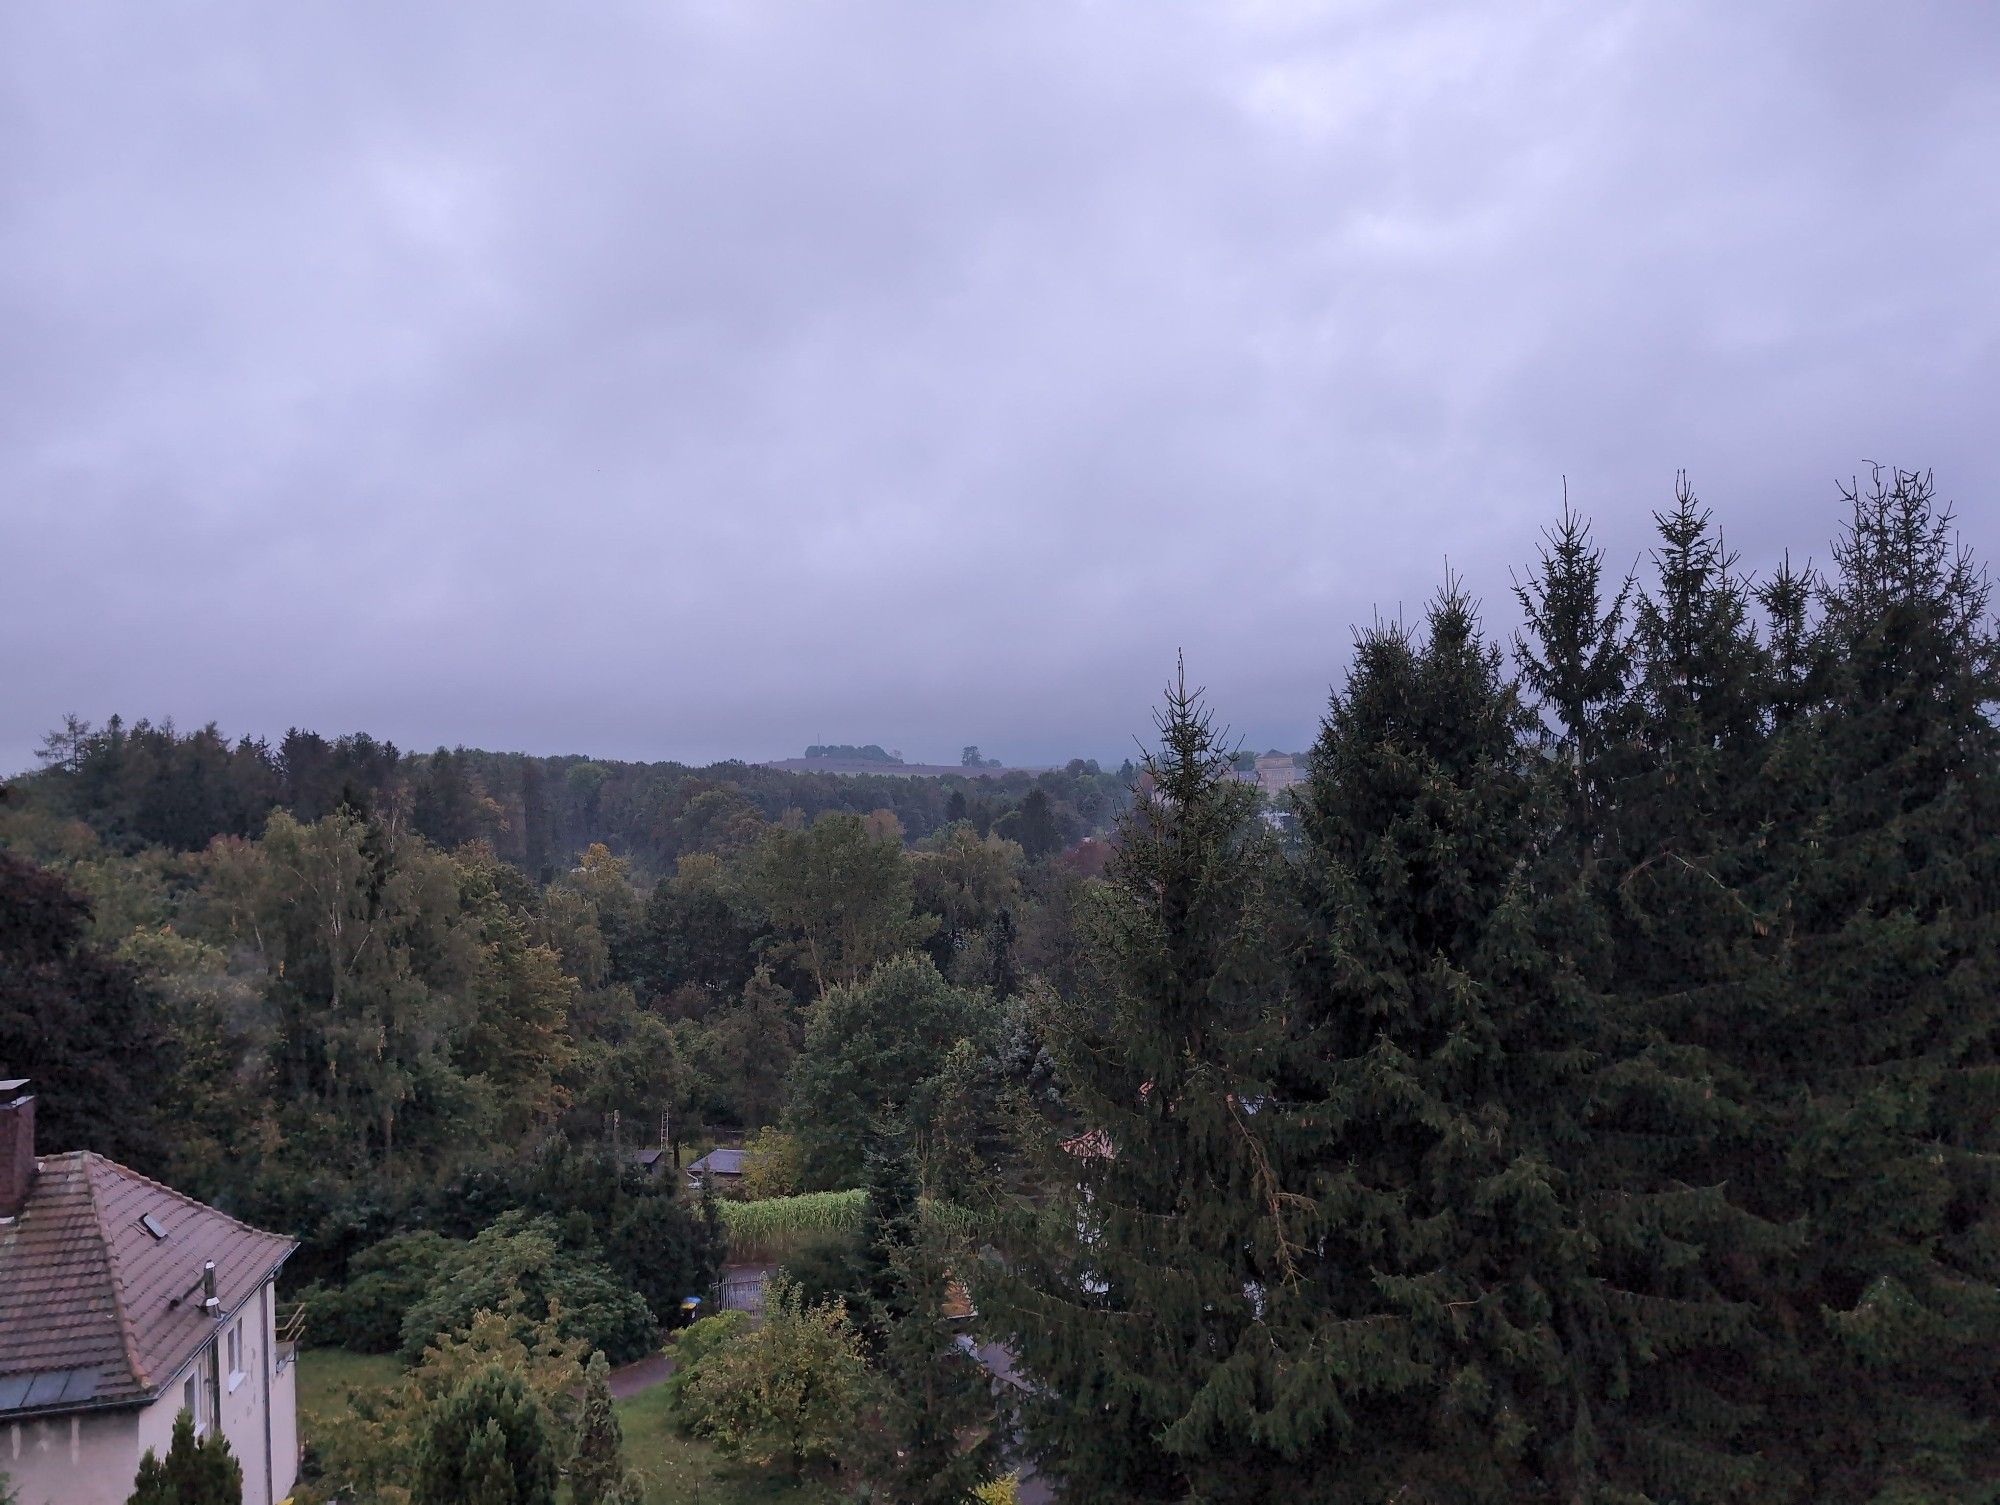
184,1351,213,1436
226,1321,244,1391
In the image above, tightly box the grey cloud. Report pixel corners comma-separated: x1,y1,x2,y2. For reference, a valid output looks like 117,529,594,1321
3,0,1995,771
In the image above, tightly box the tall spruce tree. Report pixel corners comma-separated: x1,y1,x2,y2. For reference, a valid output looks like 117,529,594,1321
866,1227,1007,1504
1281,581,1616,1500
1746,469,2000,1499
856,1132,925,1349
1516,495,1785,1502
1513,499,1635,798
981,662,1296,1503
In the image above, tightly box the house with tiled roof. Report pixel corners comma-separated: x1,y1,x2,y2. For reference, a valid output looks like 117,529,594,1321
0,1081,300,1505
684,1145,747,1191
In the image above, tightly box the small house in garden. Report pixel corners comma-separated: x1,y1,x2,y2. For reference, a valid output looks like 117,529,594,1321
684,1145,748,1192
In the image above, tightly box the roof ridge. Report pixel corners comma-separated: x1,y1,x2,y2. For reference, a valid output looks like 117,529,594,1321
74,1154,149,1392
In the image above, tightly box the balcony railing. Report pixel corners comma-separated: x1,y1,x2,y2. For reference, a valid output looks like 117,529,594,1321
275,1302,307,1372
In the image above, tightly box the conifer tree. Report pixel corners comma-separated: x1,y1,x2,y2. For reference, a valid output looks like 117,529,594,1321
865,1230,1006,1505
856,1132,924,1349
1512,498,1634,795
126,1410,242,1505
1747,468,2000,1498
461,1419,516,1505
570,1350,636,1505
413,1364,559,1505
1517,493,1785,1501
981,661,1295,1503
1282,582,1617,1500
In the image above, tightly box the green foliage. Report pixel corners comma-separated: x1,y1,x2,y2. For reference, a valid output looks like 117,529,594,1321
604,1189,723,1323
15,719,1126,880
971,1476,1018,1505
783,952,996,1188
749,813,937,997
301,1231,464,1353
852,1137,922,1346
978,660,1285,1502
397,1213,657,1365
127,1409,243,1505
852,1142,1003,1504
1283,583,1626,1497
626,861,765,1006
739,1125,806,1200
678,1279,874,1476
570,1351,636,1505
674,968,803,1132
308,1307,586,1505
995,786,1062,862
773,1234,867,1313
663,1309,753,1413
413,1365,559,1505
1736,468,2000,1497
806,745,901,764
716,1190,868,1264
0,849,177,1174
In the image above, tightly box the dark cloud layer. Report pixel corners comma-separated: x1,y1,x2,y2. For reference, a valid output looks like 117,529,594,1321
4,1,1996,773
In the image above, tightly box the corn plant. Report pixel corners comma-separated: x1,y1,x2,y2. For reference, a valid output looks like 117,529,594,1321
716,1189,867,1262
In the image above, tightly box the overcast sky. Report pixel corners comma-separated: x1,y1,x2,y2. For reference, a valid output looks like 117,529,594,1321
4,1,1995,774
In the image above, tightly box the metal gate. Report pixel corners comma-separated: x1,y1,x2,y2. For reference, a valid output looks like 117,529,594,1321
713,1271,767,1313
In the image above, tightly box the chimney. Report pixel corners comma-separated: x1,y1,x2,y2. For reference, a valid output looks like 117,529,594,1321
0,1080,34,1221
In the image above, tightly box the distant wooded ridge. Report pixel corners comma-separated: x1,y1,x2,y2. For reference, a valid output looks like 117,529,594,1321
802,743,902,763
792,744,1052,774
11,716,1131,880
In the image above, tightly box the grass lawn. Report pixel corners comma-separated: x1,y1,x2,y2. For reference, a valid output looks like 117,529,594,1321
296,1347,402,1450
615,1383,833,1505
293,1347,827,1505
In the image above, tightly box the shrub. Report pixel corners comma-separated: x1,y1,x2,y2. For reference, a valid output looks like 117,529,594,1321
127,1410,242,1505
398,1213,657,1365
413,1365,558,1505
662,1310,751,1414
299,1230,465,1353
678,1280,873,1476
569,1351,637,1505
309,1306,586,1504
603,1192,721,1324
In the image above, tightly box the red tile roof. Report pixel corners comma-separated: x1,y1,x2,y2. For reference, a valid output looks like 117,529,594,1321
1060,1127,1116,1161
0,1152,296,1416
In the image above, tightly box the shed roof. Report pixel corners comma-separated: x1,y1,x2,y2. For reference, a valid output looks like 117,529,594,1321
0,1152,296,1417
687,1147,747,1176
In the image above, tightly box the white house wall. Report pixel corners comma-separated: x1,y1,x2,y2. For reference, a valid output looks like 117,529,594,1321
4,1408,142,1505
4,1276,296,1505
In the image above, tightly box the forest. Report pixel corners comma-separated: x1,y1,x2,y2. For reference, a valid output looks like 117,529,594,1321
1,466,1995,1505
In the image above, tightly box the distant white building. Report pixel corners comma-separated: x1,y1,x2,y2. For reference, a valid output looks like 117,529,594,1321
0,1082,300,1505
1253,754,1304,798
